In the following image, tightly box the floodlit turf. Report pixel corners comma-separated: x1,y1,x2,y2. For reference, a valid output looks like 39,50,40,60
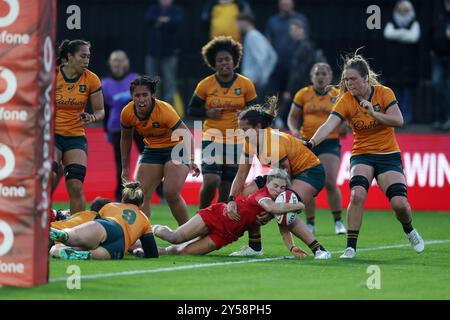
1,203,450,299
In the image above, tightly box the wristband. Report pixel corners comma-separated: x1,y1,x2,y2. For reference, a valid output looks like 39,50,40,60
290,245,295,252
228,195,235,202
93,114,97,122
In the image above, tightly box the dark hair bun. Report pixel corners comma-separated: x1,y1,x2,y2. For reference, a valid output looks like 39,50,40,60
124,181,141,189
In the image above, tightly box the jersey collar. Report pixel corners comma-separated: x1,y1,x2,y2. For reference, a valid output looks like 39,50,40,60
313,86,331,97
215,73,238,88
368,86,374,101
60,65,82,83
352,86,374,105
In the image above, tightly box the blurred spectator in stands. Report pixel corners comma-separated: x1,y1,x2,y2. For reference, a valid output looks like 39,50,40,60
383,0,421,124
265,0,311,128
237,12,277,97
202,0,252,43
102,51,141,201
430,0,450,130
102,51,164,203
144,0,184,105
281,19,326,125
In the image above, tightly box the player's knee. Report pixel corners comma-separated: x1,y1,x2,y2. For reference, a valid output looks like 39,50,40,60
386,183,408,201
142,186,154,198
63,229,80,244
163,189,181,202
349,175,370,192
324,179,337,192
64,164,86,183
350,188,367,206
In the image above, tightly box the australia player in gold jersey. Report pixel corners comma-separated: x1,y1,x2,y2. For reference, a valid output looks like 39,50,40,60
51,197,111,231
53,39,105,214
306,52,425,258
287,63,347,235
226,97,331,259
49,182,159,260
188,36,257,209
120,76,200,225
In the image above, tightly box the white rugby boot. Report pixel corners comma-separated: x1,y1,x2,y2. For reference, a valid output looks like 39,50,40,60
314,249,331,260
406,229,425,253
340,247,356,259
229,246,263,256
335,220,347,235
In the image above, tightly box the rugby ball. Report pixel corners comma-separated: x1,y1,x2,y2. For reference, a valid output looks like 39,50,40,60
274,190,299,226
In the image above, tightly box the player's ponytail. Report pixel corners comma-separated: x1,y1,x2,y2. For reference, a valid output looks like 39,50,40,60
122,181,144,206
56,39,91,66
239,96,279,129
57,40,70,65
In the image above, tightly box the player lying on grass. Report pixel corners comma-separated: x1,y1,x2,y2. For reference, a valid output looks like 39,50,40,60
49,197,112,250
50,197,112,230
152,169,331,259
49,182,159,260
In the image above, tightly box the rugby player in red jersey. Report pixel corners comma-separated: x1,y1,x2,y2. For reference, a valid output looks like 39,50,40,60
153,169,331,259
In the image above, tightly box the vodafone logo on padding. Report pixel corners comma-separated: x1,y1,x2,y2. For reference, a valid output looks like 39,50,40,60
0,0,19,28
0,67,17,104
0,144,15,180
0,219,14,256
43,36,53,73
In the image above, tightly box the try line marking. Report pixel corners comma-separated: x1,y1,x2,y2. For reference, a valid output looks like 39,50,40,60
49,239,450,283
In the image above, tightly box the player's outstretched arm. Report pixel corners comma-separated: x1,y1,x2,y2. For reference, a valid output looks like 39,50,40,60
120,126,133,183
227,163,252,221
287,102,303,137
176,122,200,177
229,163,252,198
307,114,342,148
278,224,308,258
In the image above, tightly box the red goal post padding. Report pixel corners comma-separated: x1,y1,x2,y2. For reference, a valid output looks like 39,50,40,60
0,0,56,287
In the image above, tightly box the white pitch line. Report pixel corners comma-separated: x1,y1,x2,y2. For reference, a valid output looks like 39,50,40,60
49,239,450,283
49,256,287,283
330,239,450,254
